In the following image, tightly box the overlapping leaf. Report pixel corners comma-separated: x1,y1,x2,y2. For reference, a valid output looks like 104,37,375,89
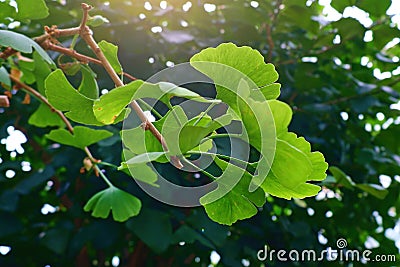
200,158,266,225
98,40,123,75
190,43,328,202
260,132,328,199
0,30,54,65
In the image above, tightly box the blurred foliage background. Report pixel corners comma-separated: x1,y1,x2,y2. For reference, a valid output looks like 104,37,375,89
1,0,400,266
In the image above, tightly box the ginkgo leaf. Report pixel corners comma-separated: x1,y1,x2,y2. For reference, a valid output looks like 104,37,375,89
190,43,328,201
98,40,123,74
0,66,11,87
45,70,104,126
260,132,328,199
0,30,54,65
46,126,113,149
160,105,232,155
190,42,280,114
200,158,266,225
78,65,99,99
84,186,141,222
15,0,49,20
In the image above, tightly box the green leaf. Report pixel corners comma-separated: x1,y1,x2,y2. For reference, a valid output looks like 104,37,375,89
356,184,389,200
279,4,319,34
93,80,143,124
330,0,356,13
191,43,279,89
332,18,365,40
87,15,110,27
0,66,11,87
160,105,232,155
200,158,266,225
190,42,280,113
98,40,123,74
261,132,328,199
32,51,52,95
15,0,49,20
126,209,172,253
0,2,16,23
93,80,213,124
45,126,113,149
78,65,99,99
119,162,159,187
329,166,356,189
84,186,141,222
372,25,400,50
28,53,64,127
268,100,292,135
28,103,65,128
45,69,104,125
121,126,164,155
0,30,54,65
357,0,391,17
123,152,166,165
191,43,328,200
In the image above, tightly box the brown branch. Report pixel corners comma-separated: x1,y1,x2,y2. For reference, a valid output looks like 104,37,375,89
266,24,274,62
78,3,182,168
43,40,101,64
0,95,10,107
265,0,282,62
0,47,17,60
43,41,137,81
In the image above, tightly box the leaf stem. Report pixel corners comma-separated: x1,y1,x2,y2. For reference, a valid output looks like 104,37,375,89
192,102,217,126
180,157,216,180
97,161,119,169
207,133,242,139
94,165,114,187
137,99,163,119
186,150,250,167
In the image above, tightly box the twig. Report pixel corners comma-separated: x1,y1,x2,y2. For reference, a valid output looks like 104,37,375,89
42,40,100,64
265,0,282,62
78,3,182,168
266,24,274,62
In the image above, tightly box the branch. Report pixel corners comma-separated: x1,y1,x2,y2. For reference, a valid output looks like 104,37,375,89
43,41,137,81
0,95,10,107
266,24,274,62
265,0,282,62
78,3,182,168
